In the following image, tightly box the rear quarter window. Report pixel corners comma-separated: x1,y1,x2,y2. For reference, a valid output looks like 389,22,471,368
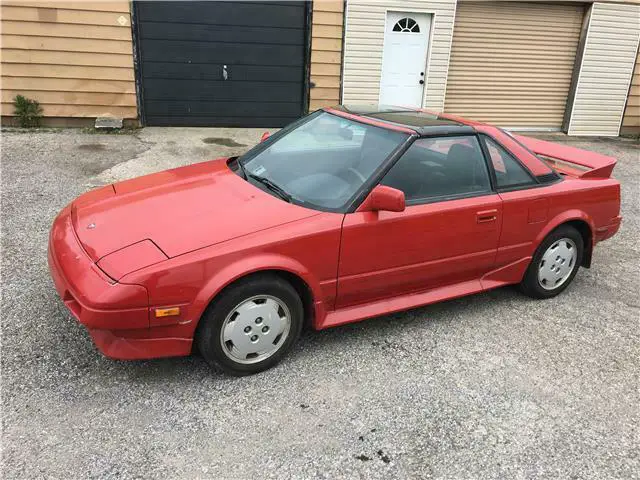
482,136,537,189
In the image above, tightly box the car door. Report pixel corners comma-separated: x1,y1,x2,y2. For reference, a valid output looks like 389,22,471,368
336,135,503,309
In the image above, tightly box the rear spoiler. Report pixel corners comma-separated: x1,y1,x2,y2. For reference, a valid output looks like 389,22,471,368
514,134,617,179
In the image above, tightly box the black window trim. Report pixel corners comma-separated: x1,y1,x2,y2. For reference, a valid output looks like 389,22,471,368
345,132,418,213
350,129,562,212
238,110,413,214
404,190,496,207
239,113,561,215
352,132,497,210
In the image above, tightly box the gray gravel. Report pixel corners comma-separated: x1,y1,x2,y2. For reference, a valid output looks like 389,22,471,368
1,128,639,479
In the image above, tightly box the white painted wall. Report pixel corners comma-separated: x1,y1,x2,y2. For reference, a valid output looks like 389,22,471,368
568,2,640,136
342,0,640,135
342,0,457,111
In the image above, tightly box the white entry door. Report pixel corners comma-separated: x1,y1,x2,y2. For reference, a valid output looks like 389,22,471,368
379,12,431,107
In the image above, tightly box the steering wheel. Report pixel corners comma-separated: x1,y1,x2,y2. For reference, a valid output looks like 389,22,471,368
343,167,367,184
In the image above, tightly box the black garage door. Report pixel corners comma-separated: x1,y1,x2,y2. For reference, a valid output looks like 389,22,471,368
134,1,309,127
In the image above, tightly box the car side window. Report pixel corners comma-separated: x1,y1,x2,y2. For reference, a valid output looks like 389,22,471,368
381,135,492,204
483,136,536,189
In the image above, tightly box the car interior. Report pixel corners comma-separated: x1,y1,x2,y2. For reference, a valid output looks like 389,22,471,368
381,137,492,202
259,126,403,208
247,115,493,209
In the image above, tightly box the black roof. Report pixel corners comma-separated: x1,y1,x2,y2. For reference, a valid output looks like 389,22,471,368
331,105,475,136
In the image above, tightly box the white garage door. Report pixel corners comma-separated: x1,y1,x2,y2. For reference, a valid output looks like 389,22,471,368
444,2,585,128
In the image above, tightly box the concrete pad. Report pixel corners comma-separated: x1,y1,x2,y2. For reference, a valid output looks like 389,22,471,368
94,126,275,184
1,127,639,479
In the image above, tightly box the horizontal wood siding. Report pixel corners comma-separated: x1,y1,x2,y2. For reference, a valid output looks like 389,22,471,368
445,2,584,128
342,0,456,111
568,2,640,136
0,1,136,120
310,0,344,110
621,52,640,134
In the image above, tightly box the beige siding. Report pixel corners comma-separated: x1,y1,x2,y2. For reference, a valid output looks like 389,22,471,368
342,0,456,110
568,2,640,136
0,1,136,120
445,2,583,128
310,0,344,111
621,52,640,134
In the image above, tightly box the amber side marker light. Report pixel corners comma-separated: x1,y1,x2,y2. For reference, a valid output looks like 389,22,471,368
155,307,180,318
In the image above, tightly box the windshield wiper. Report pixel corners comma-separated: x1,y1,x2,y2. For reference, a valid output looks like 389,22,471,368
247,173,292,203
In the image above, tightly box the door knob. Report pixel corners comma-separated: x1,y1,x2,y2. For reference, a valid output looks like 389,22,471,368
419,79,424,84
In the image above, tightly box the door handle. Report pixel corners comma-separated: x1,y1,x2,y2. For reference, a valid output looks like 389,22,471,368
476,209,498,223
419,79,424,84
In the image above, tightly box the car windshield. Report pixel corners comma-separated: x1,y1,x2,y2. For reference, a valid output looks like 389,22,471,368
239,111,409,211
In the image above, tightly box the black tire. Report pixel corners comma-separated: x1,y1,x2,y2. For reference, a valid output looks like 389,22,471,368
520,225,584,299
197,274,304,376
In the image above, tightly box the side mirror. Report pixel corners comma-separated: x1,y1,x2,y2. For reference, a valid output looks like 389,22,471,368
358,185,405,213
260,131,270,142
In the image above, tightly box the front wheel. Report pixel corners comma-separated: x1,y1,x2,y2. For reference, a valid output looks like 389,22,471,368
520,225,584,299
197,274,304,376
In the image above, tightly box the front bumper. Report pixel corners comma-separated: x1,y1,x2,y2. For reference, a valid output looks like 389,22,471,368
48,206,192,360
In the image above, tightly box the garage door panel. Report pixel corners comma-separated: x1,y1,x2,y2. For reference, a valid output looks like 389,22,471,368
445,1,583,128
142,63,302,83
144,100,302,117
135,1,307,126
139,21,304,45
145,116,295,128
453,22,581,33
139,40,304,66
447,55,578,64
142,79,302,103
448,66,574,74
136,1,304,28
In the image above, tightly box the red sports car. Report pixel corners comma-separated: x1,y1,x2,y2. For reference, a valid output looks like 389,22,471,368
49,106,621,375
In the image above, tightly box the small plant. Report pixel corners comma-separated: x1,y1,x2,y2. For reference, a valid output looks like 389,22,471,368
13,95,43,128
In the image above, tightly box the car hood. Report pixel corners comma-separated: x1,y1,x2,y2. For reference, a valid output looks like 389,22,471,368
72,158,319,260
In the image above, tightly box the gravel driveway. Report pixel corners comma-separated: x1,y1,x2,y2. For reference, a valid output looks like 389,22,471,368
1,128,638,479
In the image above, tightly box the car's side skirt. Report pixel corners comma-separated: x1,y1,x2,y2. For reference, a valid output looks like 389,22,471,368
318,256,532,330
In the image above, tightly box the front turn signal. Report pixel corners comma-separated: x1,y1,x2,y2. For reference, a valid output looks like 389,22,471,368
155,307,180,318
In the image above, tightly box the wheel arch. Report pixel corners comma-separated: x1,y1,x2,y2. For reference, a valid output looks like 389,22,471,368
563,219,593,267
535,210,594,268
191,255,324,338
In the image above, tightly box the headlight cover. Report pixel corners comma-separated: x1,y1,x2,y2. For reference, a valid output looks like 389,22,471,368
96,239,168,281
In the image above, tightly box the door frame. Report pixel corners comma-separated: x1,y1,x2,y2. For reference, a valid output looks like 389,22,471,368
130,0,312,127
130,1,146,126
376,9,436,108
302,1,313,115
378,10,433,107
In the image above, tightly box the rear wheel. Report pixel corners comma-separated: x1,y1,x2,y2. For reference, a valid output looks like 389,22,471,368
197,274,303,376
520,225,584,299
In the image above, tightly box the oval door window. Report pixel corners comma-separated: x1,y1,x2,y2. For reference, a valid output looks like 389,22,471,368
392,17,420,33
